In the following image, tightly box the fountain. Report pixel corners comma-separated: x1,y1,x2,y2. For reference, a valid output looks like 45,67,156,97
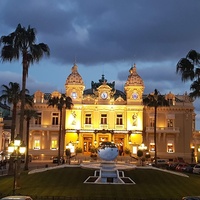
83,141,136,184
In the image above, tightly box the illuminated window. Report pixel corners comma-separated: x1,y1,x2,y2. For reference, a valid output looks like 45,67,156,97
167,119,174,127
149,142,155,152
116,114,123,125
34,139,40,150
85,114,92,124
167,142,174,153
132,146,137,154
35,113,41,125
52,113,59,125
150,118,154,127
101,114,107,124
51,138,58,150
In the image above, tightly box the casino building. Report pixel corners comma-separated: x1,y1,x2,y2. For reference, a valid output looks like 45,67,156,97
1,63,200,162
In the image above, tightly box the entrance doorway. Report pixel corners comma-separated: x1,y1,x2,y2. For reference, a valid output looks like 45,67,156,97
83,137,92,153
98,135,109,146
114,135,125,156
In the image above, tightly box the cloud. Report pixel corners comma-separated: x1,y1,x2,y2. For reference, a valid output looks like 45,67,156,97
0,0,200,128
1,0,200,66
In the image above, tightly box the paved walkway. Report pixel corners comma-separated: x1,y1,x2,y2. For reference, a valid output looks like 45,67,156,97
27,160,189,178
0,155,189,178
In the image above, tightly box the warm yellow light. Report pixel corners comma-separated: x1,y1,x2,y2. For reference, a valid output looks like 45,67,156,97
19,141,26,154
19,146,26,154
138,143,147,150
8,142,15,153
14,134,21,146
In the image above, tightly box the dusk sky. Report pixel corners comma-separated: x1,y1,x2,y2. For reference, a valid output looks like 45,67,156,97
0,0,200,128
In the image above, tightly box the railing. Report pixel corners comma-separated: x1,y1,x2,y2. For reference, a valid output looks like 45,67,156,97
83,124,93,129
115,125,124,129
146,127,180,133
30,124,59,130
99,124,108,129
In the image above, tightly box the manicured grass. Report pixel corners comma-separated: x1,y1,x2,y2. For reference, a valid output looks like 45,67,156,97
0,167,200,199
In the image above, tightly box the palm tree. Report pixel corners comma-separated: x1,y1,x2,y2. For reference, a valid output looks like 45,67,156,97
0,23,50,139
23,109,38,170
176,49,200,98
190,79,200,99
48,94,73,165
0,82,21,141
0,82,33,175
143,89,169,165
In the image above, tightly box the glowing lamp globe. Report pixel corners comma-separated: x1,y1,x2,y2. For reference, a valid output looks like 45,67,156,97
97,141,118,161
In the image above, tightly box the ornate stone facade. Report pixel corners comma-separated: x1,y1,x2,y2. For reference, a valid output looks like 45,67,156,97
2,63,200,162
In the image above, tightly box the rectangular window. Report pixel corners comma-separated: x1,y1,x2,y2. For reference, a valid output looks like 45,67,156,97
167,119,174,127
167,141,174,153
34,139,40,150
101,114,107,124
149,142,155,152
51,138,58,150
150,118,154,127
35,113,42,125
85,114,92,124
116,114,123,125
52,113,59,125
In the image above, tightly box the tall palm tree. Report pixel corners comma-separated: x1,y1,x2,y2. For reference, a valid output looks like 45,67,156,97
143,89,169,165
0,23,50,139
48,94,73,165
176,49,200,98
23,109,38,170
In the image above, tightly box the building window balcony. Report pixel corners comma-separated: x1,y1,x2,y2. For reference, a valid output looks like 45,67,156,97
146,127,180,133
100,124,108,129
115,125,124,129
84,124,93,129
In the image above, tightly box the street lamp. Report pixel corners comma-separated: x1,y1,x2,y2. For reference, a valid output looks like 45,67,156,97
191,146,195,163
138,143,147,151
8,134,26,195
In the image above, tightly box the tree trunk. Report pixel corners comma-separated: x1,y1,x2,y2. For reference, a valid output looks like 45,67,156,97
11,104,17,141
19,57,28,140
154,106,157,165
58,109,62,165
24,119,30,170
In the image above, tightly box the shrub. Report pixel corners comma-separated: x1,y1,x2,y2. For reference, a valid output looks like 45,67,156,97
75,147,82,154
124,147,131,155
137,150,143,158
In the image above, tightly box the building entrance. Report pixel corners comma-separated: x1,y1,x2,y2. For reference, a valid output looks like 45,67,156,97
83,137,92,153
114,135,125,156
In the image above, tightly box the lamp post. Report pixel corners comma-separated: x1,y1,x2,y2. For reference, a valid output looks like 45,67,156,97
138,143,148,166
8,134,26,195
191,146,195,164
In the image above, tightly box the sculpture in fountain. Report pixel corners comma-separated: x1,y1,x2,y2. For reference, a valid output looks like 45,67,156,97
83,141,136,184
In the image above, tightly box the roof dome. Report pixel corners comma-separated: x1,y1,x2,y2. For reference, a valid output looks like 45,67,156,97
65,63,84,85
125,64,144,86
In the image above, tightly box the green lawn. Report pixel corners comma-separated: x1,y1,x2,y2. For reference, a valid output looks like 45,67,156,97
0,167,200,200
